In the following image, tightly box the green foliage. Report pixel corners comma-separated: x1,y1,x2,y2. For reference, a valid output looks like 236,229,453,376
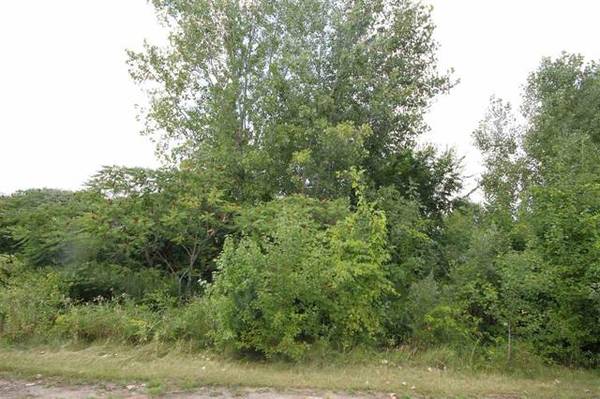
37,289,212,346
209,197,331,359
473,98,524,223
471,54,600,366
0,267,66,341
523,54,600,172
326,189,391,348
60,263,176,302
0,189,96,267
209,192,390,359
0,0,466,361
129,0,454,203
522,181,600,365
54,299,158,344
372,147,463,219
418,305,472,347
234,195,349,238
157,297,213,346
86,167,236,295
406,273,440,337
374,186,435,284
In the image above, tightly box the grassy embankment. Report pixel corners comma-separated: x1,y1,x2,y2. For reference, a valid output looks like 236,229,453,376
0,344,598,398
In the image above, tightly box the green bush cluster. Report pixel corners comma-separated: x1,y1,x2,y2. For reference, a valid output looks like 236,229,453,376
0,263,66,341
1,179,599,366
53,296,214,347
0,256,213,346
209,194,390,359
54,300,158,344
158,297,213,346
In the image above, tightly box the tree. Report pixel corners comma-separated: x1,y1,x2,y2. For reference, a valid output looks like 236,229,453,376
86,166,235,295
473,54,600,365
209,185,391,358
523,54,600,176
473,97,526,231
129,0,454,202
0,189,95,267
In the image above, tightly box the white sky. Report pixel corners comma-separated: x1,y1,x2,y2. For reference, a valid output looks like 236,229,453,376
1,1,600,195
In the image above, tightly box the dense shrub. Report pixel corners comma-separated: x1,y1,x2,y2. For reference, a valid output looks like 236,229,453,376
60,262,177,302
418,305,473,346
209,194,390,359
54,299,158,344
0,265,66,341
405,273,440,339
157,297,213,347
210,201,329,360
325,193,391,348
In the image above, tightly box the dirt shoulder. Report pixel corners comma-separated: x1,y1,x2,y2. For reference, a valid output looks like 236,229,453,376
0,377,382,399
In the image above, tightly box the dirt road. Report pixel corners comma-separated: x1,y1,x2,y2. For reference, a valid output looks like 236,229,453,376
0,378,385,399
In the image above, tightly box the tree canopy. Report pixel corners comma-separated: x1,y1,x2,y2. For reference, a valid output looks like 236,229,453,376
128,0,456,205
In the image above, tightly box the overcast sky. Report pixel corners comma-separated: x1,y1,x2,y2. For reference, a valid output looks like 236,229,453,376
1,1,600,195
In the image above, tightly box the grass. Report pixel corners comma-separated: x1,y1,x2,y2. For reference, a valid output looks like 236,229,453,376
0,343,598,398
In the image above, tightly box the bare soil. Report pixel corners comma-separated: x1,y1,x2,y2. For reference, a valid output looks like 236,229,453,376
0,378,384,399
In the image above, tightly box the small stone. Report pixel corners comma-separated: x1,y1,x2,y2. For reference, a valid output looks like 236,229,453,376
401,381,407,386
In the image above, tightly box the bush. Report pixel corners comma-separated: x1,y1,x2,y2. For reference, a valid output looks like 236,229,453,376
61,262,177,302
481,340,550,375
210,216,328,360
0,268,66,342
405,273,440,341
53,293,212,347
419,305,473,346
209,194,390,359
157,297,213,347
54,299,158,344
325,193,391,349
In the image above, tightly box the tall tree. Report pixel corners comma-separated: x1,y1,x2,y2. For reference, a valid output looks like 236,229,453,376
129,0,454,201
473,54,600,365
473,97,526,230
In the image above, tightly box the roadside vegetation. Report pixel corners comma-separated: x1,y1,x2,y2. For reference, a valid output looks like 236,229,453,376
1,0,599,395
